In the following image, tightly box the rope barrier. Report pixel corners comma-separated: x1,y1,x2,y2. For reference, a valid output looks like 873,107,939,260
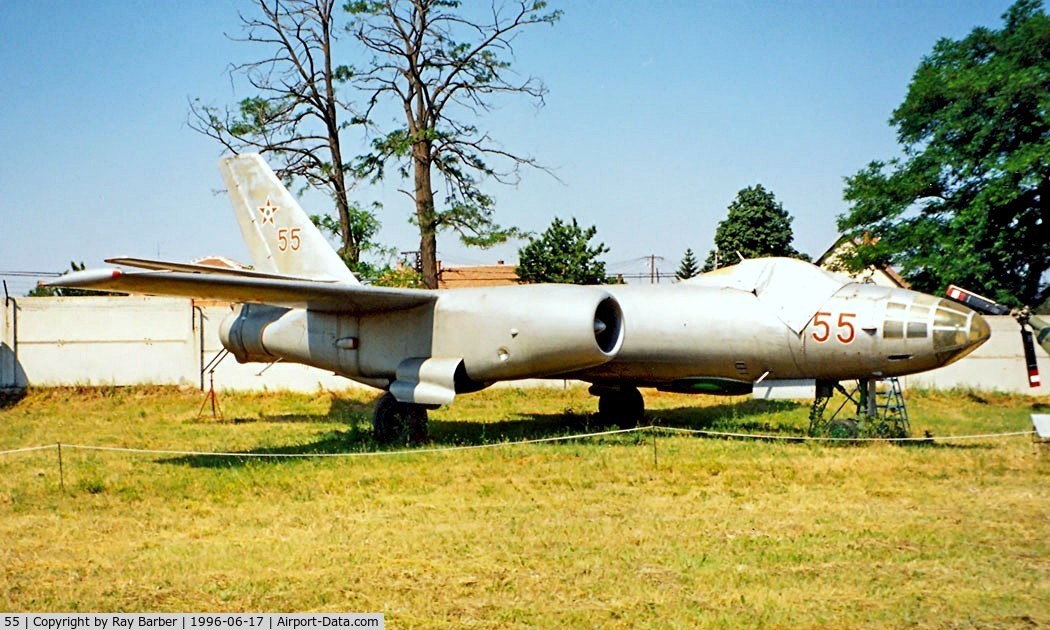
0,444,61,456
653,426,1039,442
58,427,645,458
0,426,1037,460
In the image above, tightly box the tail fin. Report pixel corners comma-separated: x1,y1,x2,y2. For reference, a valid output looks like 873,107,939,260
219,153,359,284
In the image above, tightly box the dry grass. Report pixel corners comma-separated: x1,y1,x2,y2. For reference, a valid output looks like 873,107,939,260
0,385,1048,627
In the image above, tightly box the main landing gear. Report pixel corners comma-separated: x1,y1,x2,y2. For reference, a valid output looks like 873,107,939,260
373,393,429,444
374,385,649,444
592,385,645,428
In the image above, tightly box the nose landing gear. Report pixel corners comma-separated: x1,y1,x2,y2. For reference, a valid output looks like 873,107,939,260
809,378,910,438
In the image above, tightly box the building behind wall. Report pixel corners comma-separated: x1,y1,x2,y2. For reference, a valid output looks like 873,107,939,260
816,235,910,289
437,261,519,289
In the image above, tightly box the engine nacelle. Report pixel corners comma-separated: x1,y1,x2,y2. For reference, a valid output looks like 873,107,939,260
219,304,286,364
433,285,624,383
218,303,359,375
218,286,624,390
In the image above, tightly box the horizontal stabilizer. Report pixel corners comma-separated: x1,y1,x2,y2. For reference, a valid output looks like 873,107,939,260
106,257,316,281
45,268,435,314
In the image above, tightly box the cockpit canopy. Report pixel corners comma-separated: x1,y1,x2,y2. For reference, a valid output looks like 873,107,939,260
684,257,849,333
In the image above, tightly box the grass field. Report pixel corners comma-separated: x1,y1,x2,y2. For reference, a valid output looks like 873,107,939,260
0,385,1047,627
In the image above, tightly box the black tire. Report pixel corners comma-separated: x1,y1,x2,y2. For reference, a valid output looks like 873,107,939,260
373,393,429,444
596,386,645,428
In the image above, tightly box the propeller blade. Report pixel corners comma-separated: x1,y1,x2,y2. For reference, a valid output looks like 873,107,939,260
1022,328,1041,388
945,285,1011,315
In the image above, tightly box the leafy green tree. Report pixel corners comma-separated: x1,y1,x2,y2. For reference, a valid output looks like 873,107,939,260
189,0,372,267
702,184,808,271
347,0,561,288
837,0,1050,307
372,265,425,288
676,248,700,280
517,218,610,284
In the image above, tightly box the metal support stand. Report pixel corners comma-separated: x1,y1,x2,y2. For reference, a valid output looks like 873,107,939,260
197,350,229,421
809,380,854,436
809,377,910,438
871,377,910,438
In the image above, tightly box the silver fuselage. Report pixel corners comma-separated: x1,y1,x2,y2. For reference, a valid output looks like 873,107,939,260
569,281,988,387
218,267,989,401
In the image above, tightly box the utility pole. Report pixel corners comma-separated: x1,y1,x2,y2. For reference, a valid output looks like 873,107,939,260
644,255,665,284
400,250,422,273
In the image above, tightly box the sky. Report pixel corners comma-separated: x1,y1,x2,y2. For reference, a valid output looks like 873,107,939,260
0,0,1019,292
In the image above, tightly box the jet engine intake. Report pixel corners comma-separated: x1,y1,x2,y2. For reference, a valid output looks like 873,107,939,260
436,286,625,382
593,296,623,355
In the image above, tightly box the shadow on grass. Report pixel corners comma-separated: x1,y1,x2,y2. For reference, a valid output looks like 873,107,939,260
648,399,806,433
0,388,26,409
220,397,378,425
168,397,863,468
166,408,595,469
162,395,991,468
161,426,377,468
892,437,991,450
649,402,990,449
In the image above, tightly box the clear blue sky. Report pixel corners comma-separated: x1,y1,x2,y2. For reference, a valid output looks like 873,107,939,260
0,0,1017,291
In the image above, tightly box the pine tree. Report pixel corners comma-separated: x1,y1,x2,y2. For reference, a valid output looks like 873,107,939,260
676,248,700,280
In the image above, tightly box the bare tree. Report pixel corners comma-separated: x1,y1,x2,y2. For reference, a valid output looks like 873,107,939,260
189,0,372,267
348,0,561,288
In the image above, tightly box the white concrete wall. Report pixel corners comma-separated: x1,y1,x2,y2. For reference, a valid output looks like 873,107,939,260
6,296,199,387
2,297,1046,395
1,298,18,389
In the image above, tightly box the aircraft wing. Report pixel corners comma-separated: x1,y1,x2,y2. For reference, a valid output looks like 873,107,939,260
44,267,436,314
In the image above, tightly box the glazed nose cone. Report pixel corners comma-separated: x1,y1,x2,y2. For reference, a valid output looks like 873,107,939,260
933,302,991,365
969,312,991,346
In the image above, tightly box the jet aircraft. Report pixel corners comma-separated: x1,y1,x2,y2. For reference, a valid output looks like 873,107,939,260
49,154,992,442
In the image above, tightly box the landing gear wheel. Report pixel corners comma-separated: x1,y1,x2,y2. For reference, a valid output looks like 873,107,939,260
596,386,645,428
373,393,429,445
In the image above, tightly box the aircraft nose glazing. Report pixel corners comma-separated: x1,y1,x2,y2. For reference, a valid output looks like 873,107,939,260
969,312,991,345
932,300,990,360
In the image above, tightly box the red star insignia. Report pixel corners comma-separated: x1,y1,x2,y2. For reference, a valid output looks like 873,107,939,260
258,198,279,225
